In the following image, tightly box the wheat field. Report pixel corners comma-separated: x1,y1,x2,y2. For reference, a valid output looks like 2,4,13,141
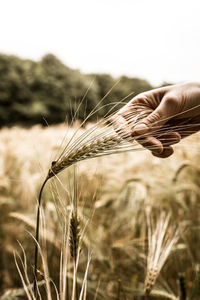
1,124,200,299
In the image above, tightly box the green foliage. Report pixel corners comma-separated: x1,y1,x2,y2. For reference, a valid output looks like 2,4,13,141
0,53,153,127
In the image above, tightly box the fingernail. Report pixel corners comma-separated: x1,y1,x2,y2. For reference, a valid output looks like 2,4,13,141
133,123,148,135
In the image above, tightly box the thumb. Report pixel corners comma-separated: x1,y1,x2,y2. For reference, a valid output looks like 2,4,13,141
132,96,178,136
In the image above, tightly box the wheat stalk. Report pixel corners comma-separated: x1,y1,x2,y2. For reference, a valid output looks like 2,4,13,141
33,103,193,296
178,273,187,300
190,264,200,299
33,108,149,296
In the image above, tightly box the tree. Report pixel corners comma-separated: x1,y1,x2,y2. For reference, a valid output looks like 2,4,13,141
0,53,153,127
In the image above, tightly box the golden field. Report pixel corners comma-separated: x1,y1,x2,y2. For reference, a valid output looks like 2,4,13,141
1,124,200,299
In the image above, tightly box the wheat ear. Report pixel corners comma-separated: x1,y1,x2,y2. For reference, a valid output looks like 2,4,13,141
69,209,81,300
47,135,122,178
69,212,80,260
145,212,179,296
145,267,159,295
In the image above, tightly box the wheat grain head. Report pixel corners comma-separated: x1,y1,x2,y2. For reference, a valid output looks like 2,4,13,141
145,211,179,295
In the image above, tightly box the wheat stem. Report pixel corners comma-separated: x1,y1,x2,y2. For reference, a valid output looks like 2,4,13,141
33,177,49,298
178,273,187,300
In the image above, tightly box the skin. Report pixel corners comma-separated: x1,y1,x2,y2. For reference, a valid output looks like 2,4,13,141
115,82,200,158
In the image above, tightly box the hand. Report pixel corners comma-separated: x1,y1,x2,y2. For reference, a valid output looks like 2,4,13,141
115,82,200,158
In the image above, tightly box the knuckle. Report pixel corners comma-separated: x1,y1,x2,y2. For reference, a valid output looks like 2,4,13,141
146,111,160,124
134,93,144,100
133,94,148,105
164,96,178,106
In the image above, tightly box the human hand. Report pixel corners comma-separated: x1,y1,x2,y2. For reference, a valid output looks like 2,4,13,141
115,82,200,158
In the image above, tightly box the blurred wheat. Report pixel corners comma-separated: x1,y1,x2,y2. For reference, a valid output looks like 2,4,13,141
1,124,200,298
145,212,180,295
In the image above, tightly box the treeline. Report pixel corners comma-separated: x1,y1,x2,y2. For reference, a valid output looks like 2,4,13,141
0,53,153,127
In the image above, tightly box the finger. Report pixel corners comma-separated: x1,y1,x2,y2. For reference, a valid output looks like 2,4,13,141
132,96,179,136
152,146,174,158
176,123,200,139
155,131,181,147
158,117,200,138
136,136,163,154
135,127,180,154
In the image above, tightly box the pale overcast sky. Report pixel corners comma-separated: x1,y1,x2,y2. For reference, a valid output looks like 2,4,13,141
0,0,200,86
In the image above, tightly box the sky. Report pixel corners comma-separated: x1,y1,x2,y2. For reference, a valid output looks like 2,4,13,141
0,0,200,86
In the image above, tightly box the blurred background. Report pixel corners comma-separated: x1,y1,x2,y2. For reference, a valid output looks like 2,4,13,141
1,0,200,299
1,0,200,127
